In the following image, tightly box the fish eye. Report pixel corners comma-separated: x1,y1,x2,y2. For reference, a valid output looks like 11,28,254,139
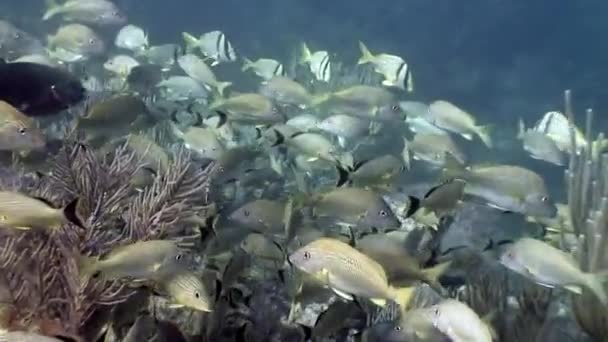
194,291,200,299
243,210,250,217
13,33,20,39
303,251,311,260
18,127,26,135
379,210,387,217
175,254,183,261
88,38,96,45
541,196,548,202
391,104,399,112
433,307,440,315
393,325,402,331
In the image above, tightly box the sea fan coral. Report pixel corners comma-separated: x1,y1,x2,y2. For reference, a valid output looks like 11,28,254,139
0,139,216,340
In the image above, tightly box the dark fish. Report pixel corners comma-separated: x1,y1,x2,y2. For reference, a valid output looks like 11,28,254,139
127,63,163,94
0,61,85,116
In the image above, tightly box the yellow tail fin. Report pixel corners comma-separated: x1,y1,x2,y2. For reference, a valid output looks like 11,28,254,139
357,41,375,65
182,32,199,52
311,93,331,107
391,286,415,314
422,261,452,289
215,82,232,98
77,254,99,279
476,124,493,149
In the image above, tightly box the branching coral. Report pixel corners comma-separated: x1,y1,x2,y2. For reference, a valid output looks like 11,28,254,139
0,138,217,340
564,90,608,339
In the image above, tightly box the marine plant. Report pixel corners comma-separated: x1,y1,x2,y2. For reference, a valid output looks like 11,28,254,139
564,90,608,339
0,138,216,340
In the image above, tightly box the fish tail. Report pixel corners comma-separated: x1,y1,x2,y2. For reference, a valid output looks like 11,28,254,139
215,82,232,98
422,260,452,289
63,198,85,229
441,152,467,180
335,165,351,187
182,32,200,52
586,273,608,305
241,57,254,72
476,124,493,148
299,42,311,64
311,93,331,106
391,286,415,314
357,41,375,65
77,254,100,279
42,0,61,20
405,196,421,218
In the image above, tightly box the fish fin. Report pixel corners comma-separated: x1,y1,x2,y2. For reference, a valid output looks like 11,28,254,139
214,111,228,128
77,254,99,279
357,41,375,65
306,157,319,162
585,274,608,305
370,298,387,307
271,129,285,147
299,42,311,64
63,198,85,229
401,137,411,170
563,285,583,295
517,118,526,140
381,79,396,87
337,136,346,148
441,153,467,180
422,260,452,289
403,197,421,219
181,32,199,51
391,286,415,314
32,196,57,208
336,165,351,187
461,133,473,140
311,93,331,106
476,124,493,148
241,57,254,72
481,311,498,340
167,303,186,309
215,82,232,98
331,287,354,301
42,0,60,20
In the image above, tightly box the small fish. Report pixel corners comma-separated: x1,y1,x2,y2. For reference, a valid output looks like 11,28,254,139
336,154,405,187
312,300,366,340
289,238,414,309
358,41,412,91
300,42,331,82
47,24,104,61
273,131,353,168
533,110,587,153
0,191,82,230
115,24,148,52
157,76,209,102
43,0,126,26
399,299,494,342
0,21,44,60
427,100,492,148
125,134,170,172
126,63,163,94
10,54,57,67
0,61,85,116
209,93,283,125
518,118,565,166
174,125,225,160
259,76,312,108
314,85,404,122
500,237,608,304
77,94,148,130
177,54,231,96
140,44,178,70
286,113,320,132
402,133,467,169
78,239,185,280
240,232,285,262
356,232,450,287
182,30,237,66
103,54,139,77
242,57,284,80
157,268,214,312
0,100,46,151
214,146,263,184
444,160,557,217
311,187,400,231
0,330,69,342
229,199,288,234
